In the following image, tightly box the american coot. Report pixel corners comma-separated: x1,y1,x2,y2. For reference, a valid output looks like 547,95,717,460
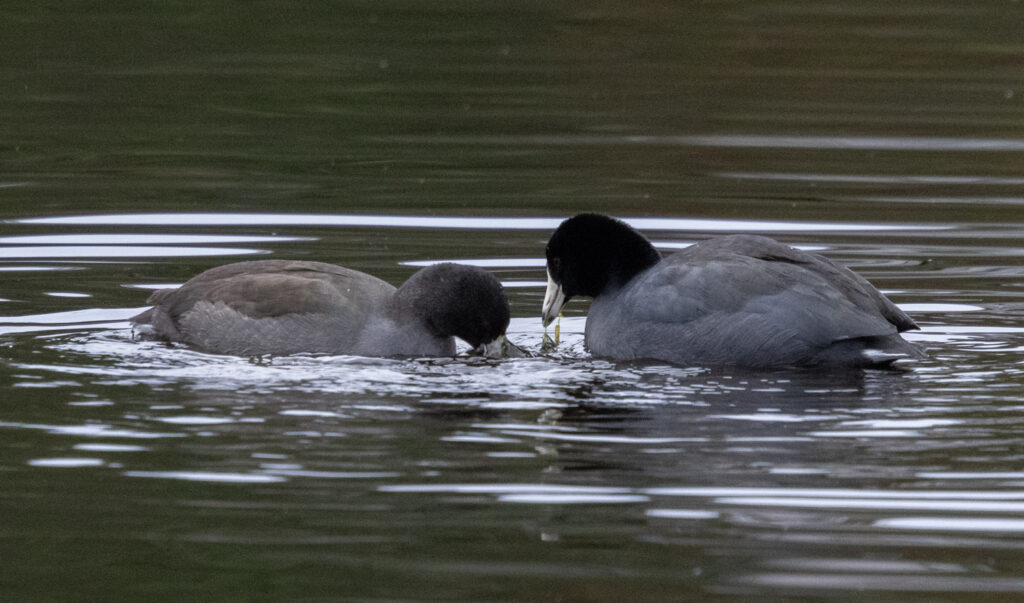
542,214,926,368
132,260,511,358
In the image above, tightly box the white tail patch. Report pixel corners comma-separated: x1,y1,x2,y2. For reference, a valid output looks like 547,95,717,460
861,349,909,364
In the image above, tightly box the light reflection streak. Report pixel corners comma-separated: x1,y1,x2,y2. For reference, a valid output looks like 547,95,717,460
0,245,266,258
28,457,105,467
14,212,945,233
123,470,287,483
717,171,1024,185
734,573,1024,593
644,487,1024,499
0,234,312,245
713,497,1024,513
497,493,650,504
877,517,1024,532
0,307,143,324
376,134,1024,152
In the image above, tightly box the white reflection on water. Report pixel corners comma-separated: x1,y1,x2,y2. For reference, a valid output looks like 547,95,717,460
0,245,267,258
717,171,1024,186
155,416,239,425
17,213,561,228
496,493,650,504
924,326,1024,334
15,212,946,233
493,429,704,444
711,413,828,423
258,468,400,479
0,234,313,245
861,196,1024,206
653,241,828,252
123,470,287,483
645,509,720,519
495,430,707,445
0,421,185,439
644,487,1024,499
124,283,184,290
382,485,1024,501
28,457,105,468
877,517,1024,532
910,324,1024,349
73,443,148,452
713,497,1024,513
278,409,349,419
768,468,828,475
497,281,547,289
442,433,522,444
839,419,961,429
807,429,922,438
45,292,91,298
379,484,635,495
733,574,1024,593
0,307,139,336
402,258,546,268
0,265,81,272
381,482,1024,518
761,558,972,573
378,133,1024,152
0,307,142,325
0,322,127,336
900,303,983,313
917,471,1024,479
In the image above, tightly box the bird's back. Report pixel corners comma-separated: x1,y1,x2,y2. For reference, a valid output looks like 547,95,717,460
586,235,923,368
132,260,398,356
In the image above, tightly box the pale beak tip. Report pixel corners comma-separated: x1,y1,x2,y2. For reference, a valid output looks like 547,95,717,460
541,269,566,330
477,335,506,359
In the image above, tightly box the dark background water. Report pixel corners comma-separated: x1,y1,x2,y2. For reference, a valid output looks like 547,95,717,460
2,1,1024,600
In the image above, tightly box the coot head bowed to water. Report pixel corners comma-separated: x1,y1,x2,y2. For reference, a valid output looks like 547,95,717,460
542,213,925,368
132,260,511,358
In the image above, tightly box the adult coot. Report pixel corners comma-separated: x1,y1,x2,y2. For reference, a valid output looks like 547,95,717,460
541,214,925,368
132,260,510,358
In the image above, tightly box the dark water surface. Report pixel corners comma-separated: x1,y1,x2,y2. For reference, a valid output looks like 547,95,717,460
3,2,1024,600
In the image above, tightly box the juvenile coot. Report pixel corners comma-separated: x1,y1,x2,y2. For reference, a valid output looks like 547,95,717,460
542,214,925,368
132,260,510,358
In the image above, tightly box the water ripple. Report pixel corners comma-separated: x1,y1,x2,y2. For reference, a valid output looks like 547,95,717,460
14,212,948,232
376,133,1024,152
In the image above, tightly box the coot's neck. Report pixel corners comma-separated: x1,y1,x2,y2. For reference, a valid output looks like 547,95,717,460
601,227,661,293
390,276,448,339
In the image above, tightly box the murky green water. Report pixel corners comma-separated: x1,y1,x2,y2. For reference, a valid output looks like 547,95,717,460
2,2,1024,600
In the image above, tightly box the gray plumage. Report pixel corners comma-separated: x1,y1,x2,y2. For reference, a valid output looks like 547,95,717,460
544,214,925,369
132,260,510,358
